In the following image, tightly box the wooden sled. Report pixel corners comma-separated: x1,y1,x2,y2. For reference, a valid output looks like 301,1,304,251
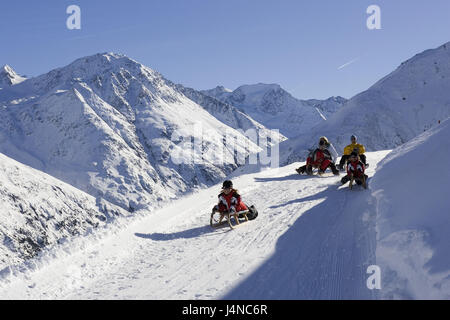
210,210,250,230
349,175,367,190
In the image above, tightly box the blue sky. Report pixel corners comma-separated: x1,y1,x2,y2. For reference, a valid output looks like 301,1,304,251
1,0,450,99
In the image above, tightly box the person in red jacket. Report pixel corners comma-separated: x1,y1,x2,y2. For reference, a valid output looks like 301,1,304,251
340,152,368,188
212,180,248,225
296,137,340,176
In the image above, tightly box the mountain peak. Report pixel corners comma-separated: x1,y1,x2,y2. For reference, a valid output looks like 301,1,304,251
237,83,282,94
205,85,233,95
2,64,13,73
66,52,142,71
0,64,26,86
24,52,165,98
215,85,232,92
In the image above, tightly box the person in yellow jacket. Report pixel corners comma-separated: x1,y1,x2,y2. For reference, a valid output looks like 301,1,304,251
338,135,367,170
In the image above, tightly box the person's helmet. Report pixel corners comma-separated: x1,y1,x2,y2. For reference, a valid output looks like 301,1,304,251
222,180,233,189
319,136,329,147
351,135,357,141
320,136,329,144
350,151,358,158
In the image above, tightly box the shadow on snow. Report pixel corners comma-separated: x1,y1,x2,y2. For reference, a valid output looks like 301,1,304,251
254,173,312,183
223,180,379,300
135,224,230,241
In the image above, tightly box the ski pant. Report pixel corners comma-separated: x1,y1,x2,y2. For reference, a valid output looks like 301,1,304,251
306,157,331,171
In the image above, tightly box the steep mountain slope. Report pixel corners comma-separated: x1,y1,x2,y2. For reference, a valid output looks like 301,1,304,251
371,119,450,299
203,84,346,138
0,152,126,272
280,42,450,165
0,53,262,211
304,96,348,120
174,84,286,144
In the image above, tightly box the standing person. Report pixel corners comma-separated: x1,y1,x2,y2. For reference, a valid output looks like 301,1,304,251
212,180,248,225
296,137,340,176
340,152,368,188
338,135,367,170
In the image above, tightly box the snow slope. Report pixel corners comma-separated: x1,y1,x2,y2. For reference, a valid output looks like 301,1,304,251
281,42,450,165
202,84,346,138
0,151,390,300
371,119,450,299
0,53,263,212
0,152,127,273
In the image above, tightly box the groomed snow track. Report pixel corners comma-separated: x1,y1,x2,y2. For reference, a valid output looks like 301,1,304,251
0,151,390,300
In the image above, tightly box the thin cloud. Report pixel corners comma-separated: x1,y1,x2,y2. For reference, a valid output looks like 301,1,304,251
337,58,359,70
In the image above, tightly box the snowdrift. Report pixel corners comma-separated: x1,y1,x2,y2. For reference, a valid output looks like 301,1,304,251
371,118,450,299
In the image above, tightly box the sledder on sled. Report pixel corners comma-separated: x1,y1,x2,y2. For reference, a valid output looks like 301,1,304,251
338,135,369,171
340,152,368,189
296,136,340,176
210,180,258,230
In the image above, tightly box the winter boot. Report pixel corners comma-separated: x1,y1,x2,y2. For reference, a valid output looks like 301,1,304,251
341,175,350,185
330,163,340,176
296,166,306,175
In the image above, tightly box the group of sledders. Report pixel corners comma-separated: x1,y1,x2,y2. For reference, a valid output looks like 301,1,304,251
210,135,368,228
296,135,369,188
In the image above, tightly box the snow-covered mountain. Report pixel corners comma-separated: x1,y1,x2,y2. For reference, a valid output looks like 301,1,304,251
202,84,346,138
303,96,348,120
0,65,26,89
281,42,450,165
201,85,233,101
0,53,262,212
0,152,127,272
174,84,286,144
